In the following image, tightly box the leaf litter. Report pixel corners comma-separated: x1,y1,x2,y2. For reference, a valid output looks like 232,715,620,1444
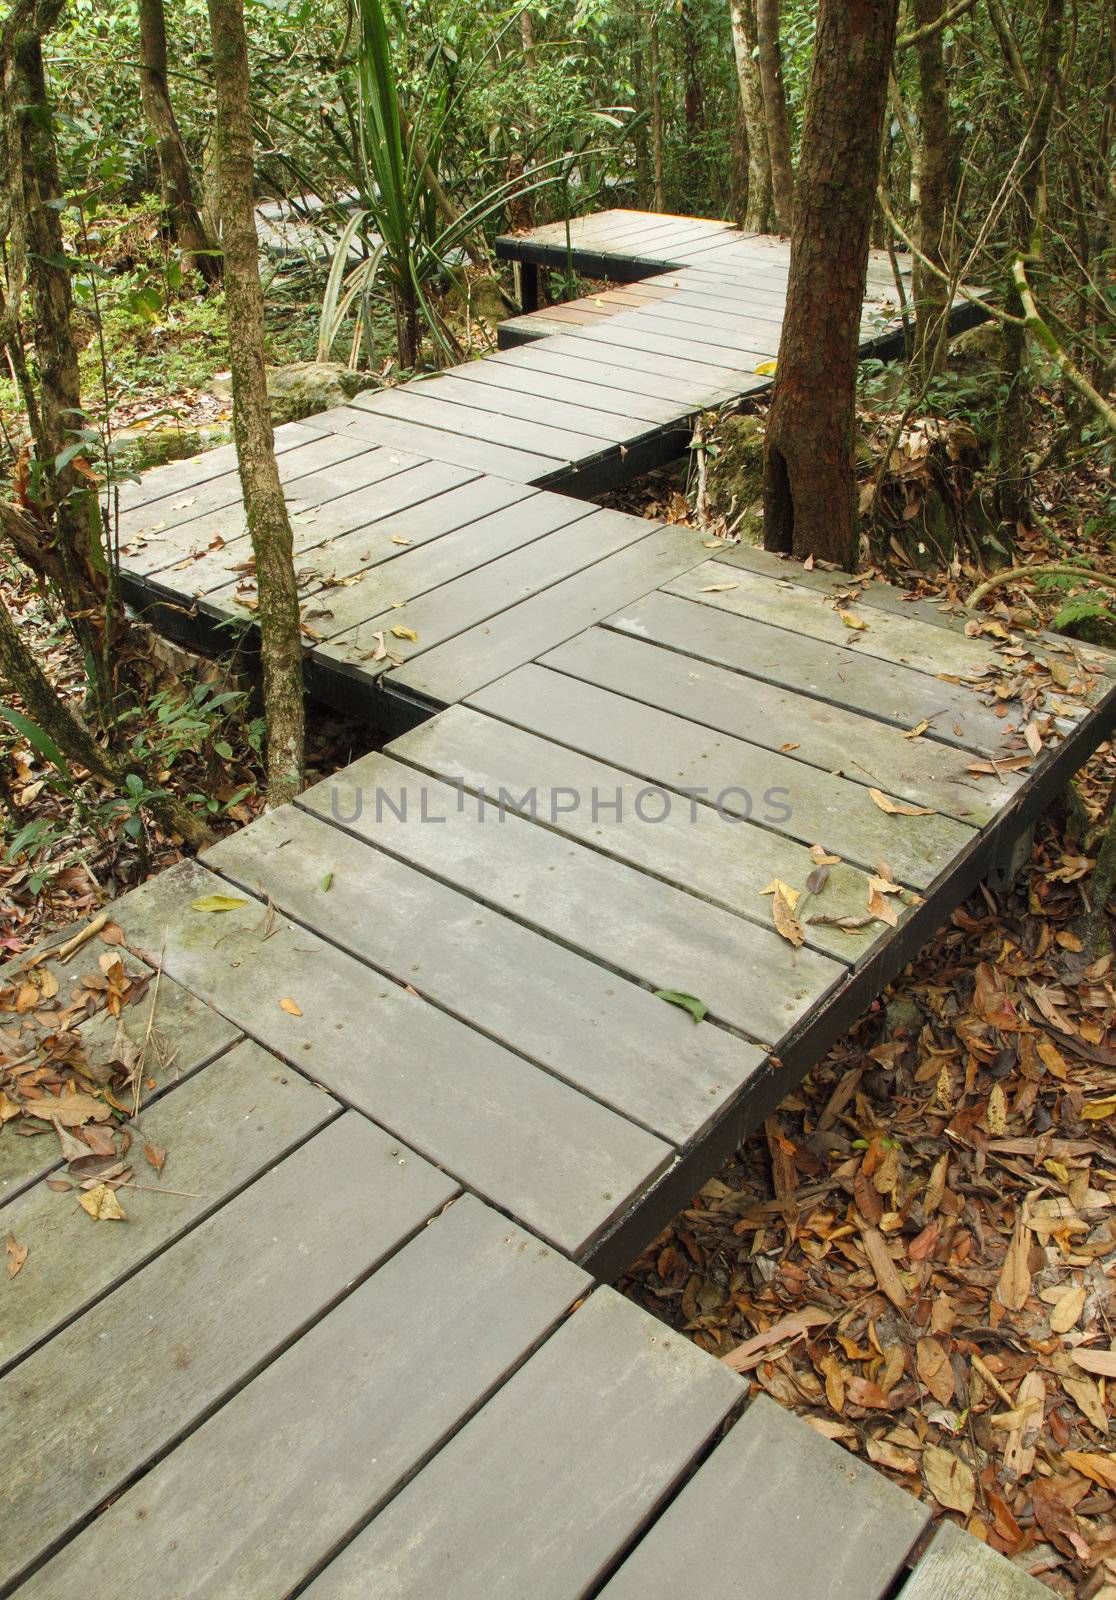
622,754,1116,1596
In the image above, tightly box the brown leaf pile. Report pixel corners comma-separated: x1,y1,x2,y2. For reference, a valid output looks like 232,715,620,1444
623,761,1116,1597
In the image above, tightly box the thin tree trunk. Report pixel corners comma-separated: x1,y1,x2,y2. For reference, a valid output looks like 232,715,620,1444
910,0,951,374
730,0,775,230
995,0,1065,526
519,6,537,73
632,34,652,207
0,0,109,697
680,0,706,197
137,0,221,287
206,0,304,807
649,17,665,210
0,595,212,850
755,0,795,229
763,0,900,566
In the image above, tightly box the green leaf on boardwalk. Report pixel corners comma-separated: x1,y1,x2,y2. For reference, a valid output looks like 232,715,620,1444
320,872,334,892
654,989,708,1024
191,894,248,913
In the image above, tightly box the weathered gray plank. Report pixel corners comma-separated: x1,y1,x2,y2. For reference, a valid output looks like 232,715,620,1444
130,860,672,1255
268,493,597,642
389,519,709,704
537,629,1018,824
0,1039,333,1372
0,1112,456,1592
319,506,663,683
666,563,1006,679
0,973,239,1208
15,1195,586,1600
118,431,374,546
435,667,977,890
405,371,653,444
447,354,687,426
327,405,564,483
301,755,843,1045
114,420,330,514
206,804,760,1146
605,590,1018,756
577,305,781,360
899,1521,1052,1599
535,323,765,384
352,384,610,464
392,701,894,960
301,1287,743,1600
599,1394,930,1600
488,341,739,408
283,474,535,590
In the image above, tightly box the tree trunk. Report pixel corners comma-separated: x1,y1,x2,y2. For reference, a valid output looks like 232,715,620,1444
730,0,775,230
0,595,212,851
649,19,665,210
680,0,706,196
632,33,652,207
910,0,951,375
519,6,537,73
137,0,221,288
206,0,304,807
755,0,795,230
762,0,900,567
0,0,109,698
995,0,1065,526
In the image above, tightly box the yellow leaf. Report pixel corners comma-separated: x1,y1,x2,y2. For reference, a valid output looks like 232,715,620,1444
771,886,805,948
1063,1451,1116,1492
391,625,418,642
868,788,936,817
1083,1095,1116,1120
78,1184,126,1222
279,997,303,1017
191,894,248,913
903,719,929,739
759,879,800,910
754,359,778,375
839,610,868,631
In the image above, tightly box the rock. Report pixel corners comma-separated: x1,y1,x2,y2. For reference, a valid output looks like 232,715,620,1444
949,319,1004,369
111,422,231,475
704,411,766,536
884,996,923,1037
210,361,369,424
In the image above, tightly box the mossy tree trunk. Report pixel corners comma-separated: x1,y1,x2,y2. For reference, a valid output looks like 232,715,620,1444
762,0,899,567
730,0,775,230
137,0,222,288
910,0,952,376
0,0,111,702
206,0,305,807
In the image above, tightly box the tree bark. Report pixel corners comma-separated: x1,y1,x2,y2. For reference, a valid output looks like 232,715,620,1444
0,595,212,851
995,0,1065,526
206,0,304,807
730,0,775,230
137,0,221,287
910,0,951,375
762,0,900,567
680,0,706,196
0,0,109,695
755,0,795,230
649,18,665,210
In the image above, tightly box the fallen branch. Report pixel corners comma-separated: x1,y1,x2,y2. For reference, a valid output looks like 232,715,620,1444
968,563,1116,609
1012,256,1116,440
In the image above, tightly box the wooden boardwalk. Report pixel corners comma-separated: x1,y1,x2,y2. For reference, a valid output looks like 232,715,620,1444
1,211,1101,1597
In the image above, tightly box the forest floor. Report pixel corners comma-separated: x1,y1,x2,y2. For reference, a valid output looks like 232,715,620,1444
2,242,1114,1593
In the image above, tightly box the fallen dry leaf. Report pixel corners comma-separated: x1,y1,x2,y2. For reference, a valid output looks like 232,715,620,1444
5,1234,28,1277
279,997,303,1017
923,1444,976,1515
868,788,936,817
771,885,805,948
78,1184,126,1222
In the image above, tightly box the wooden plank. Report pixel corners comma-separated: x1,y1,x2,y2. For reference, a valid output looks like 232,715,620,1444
281,474,535,591
446,354,687,426
302,754,844,1045
666,562,1014,680
394,701,893,961
117,431,375,545
131,861,672,1256
207,804,761,1146
0,974,239,1209
147,460,469,599
262,493,598,642
524,324,767,385
114,420,329,514
15,1195,587,1600
0,1039,334,1373
599,1394,930,1600
536,629,1019,825
388,520,710,705
488,343,739,408
405,371,653,443
300,1287,743,1600
319,506,661,683
605,590,1019,756
899,1520,1051,1599
575,307,781,361
0,1112,457,1593
410,679,974,892
332,405,565,483
352,385,610,465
